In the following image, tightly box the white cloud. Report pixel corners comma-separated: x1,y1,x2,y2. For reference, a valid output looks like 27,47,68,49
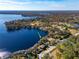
0,1,32,5
0,0,79,10
0,1,63,10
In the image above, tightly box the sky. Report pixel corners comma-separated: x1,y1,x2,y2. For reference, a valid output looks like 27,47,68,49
0,0,78,10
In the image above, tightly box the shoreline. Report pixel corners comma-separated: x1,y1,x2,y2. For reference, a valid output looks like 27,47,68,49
5,13,79,59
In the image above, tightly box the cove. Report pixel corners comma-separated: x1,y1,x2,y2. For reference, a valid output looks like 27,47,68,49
0,14,47,52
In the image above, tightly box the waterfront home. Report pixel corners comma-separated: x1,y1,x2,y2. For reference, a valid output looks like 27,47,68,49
38,46,62,59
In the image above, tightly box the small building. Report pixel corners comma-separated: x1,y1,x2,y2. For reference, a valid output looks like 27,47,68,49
38,46,62,59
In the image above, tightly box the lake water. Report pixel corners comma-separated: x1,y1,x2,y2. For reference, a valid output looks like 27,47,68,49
0,14,47,52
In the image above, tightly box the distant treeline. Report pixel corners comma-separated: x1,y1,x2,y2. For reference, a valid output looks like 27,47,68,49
1,11,79,17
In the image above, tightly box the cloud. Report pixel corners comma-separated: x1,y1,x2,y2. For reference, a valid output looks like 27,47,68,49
18,0,62,1
0,0,78,10
0,1,32,5
0,2,63,10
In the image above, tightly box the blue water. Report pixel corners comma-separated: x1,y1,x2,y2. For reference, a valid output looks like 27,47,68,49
0,14,47,52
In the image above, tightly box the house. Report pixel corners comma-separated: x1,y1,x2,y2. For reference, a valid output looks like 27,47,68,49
38,46,62,59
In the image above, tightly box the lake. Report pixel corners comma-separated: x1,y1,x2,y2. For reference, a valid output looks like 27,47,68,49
0,14,47,52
